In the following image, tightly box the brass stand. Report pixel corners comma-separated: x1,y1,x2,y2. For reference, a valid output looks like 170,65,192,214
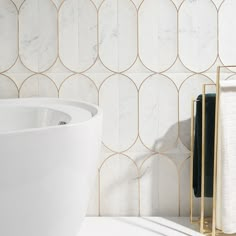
190,66,236,236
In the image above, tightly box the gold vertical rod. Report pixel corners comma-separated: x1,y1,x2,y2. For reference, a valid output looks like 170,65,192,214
212,66,220,236
190,98,195,223
200,85,206,233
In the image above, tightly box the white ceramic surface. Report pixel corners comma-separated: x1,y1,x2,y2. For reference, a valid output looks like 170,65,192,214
0,98,102,236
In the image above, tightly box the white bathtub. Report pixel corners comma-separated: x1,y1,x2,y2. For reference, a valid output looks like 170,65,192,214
0,98,102,236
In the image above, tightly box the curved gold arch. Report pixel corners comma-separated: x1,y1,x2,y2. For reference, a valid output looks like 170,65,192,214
58,0,98,74
97,0,139,74
18,0,58,74
98,153,140,216
178,0,218,74
58,73,99,104
98,73,139,153
0,74,19,98
139,73,179,152
19,73,59,97
138,0,178,74
138,152,179,216
0,0,19,74
178,73,215,91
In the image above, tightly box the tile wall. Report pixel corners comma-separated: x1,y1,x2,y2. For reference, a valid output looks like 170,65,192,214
0,0,235,216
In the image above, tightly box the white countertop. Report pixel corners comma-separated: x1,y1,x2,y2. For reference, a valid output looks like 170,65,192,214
79,217,203,236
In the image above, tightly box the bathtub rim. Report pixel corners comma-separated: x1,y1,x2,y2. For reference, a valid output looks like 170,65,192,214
0,97,102,135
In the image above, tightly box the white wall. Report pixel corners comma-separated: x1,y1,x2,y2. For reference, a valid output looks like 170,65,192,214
0,0,235,216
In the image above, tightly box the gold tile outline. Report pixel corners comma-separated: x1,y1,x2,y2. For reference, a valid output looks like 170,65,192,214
98,153,140,216
19,73,59,97
0,73,19,98
98,73,139,153
178,0,218,74
0,0,19,74
138,73,179,152
97,0,139,74
57,0,99,74
18,0,59,73
138,0,179,74
58,73,99,104
139,152,179,216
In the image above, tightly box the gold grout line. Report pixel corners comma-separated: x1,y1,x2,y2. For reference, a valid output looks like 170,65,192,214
18,73,59,97
0,1,18,74
98,153,140,216
0,73,19,98
58,73,99,93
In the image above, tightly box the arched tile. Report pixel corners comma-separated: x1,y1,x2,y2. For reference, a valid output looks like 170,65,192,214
0,75,18,98
99,154,139,216
99,0,137,72
99,74,138,152
59,0,97,72
219,0,236,69
179,0,217,72
139,0,177,72
140,154,179,216
19,74,58,97
0,0,18,72
59,74,98,104
19,0,57,72
139,74,178,152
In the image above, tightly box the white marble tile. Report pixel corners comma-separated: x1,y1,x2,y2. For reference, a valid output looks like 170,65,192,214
44,58,73,87
59,0,97,72
59,74,98,104
179,74,215,150
4,58,34,87
0,0,18,72
99,0,138,72
139,74,178,152
219,0,236,71
99,154,139,216
99,74,138,152
179,0,218,72
19,74,59,97
140,154,179,216
139,0,178,72
19,0,57,72
0,74,18,98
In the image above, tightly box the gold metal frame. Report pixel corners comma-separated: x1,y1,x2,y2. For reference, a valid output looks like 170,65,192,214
190,66,236,236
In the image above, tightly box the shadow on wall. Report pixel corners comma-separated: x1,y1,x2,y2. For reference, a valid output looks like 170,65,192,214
152,118,191,152
99,118,194,216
